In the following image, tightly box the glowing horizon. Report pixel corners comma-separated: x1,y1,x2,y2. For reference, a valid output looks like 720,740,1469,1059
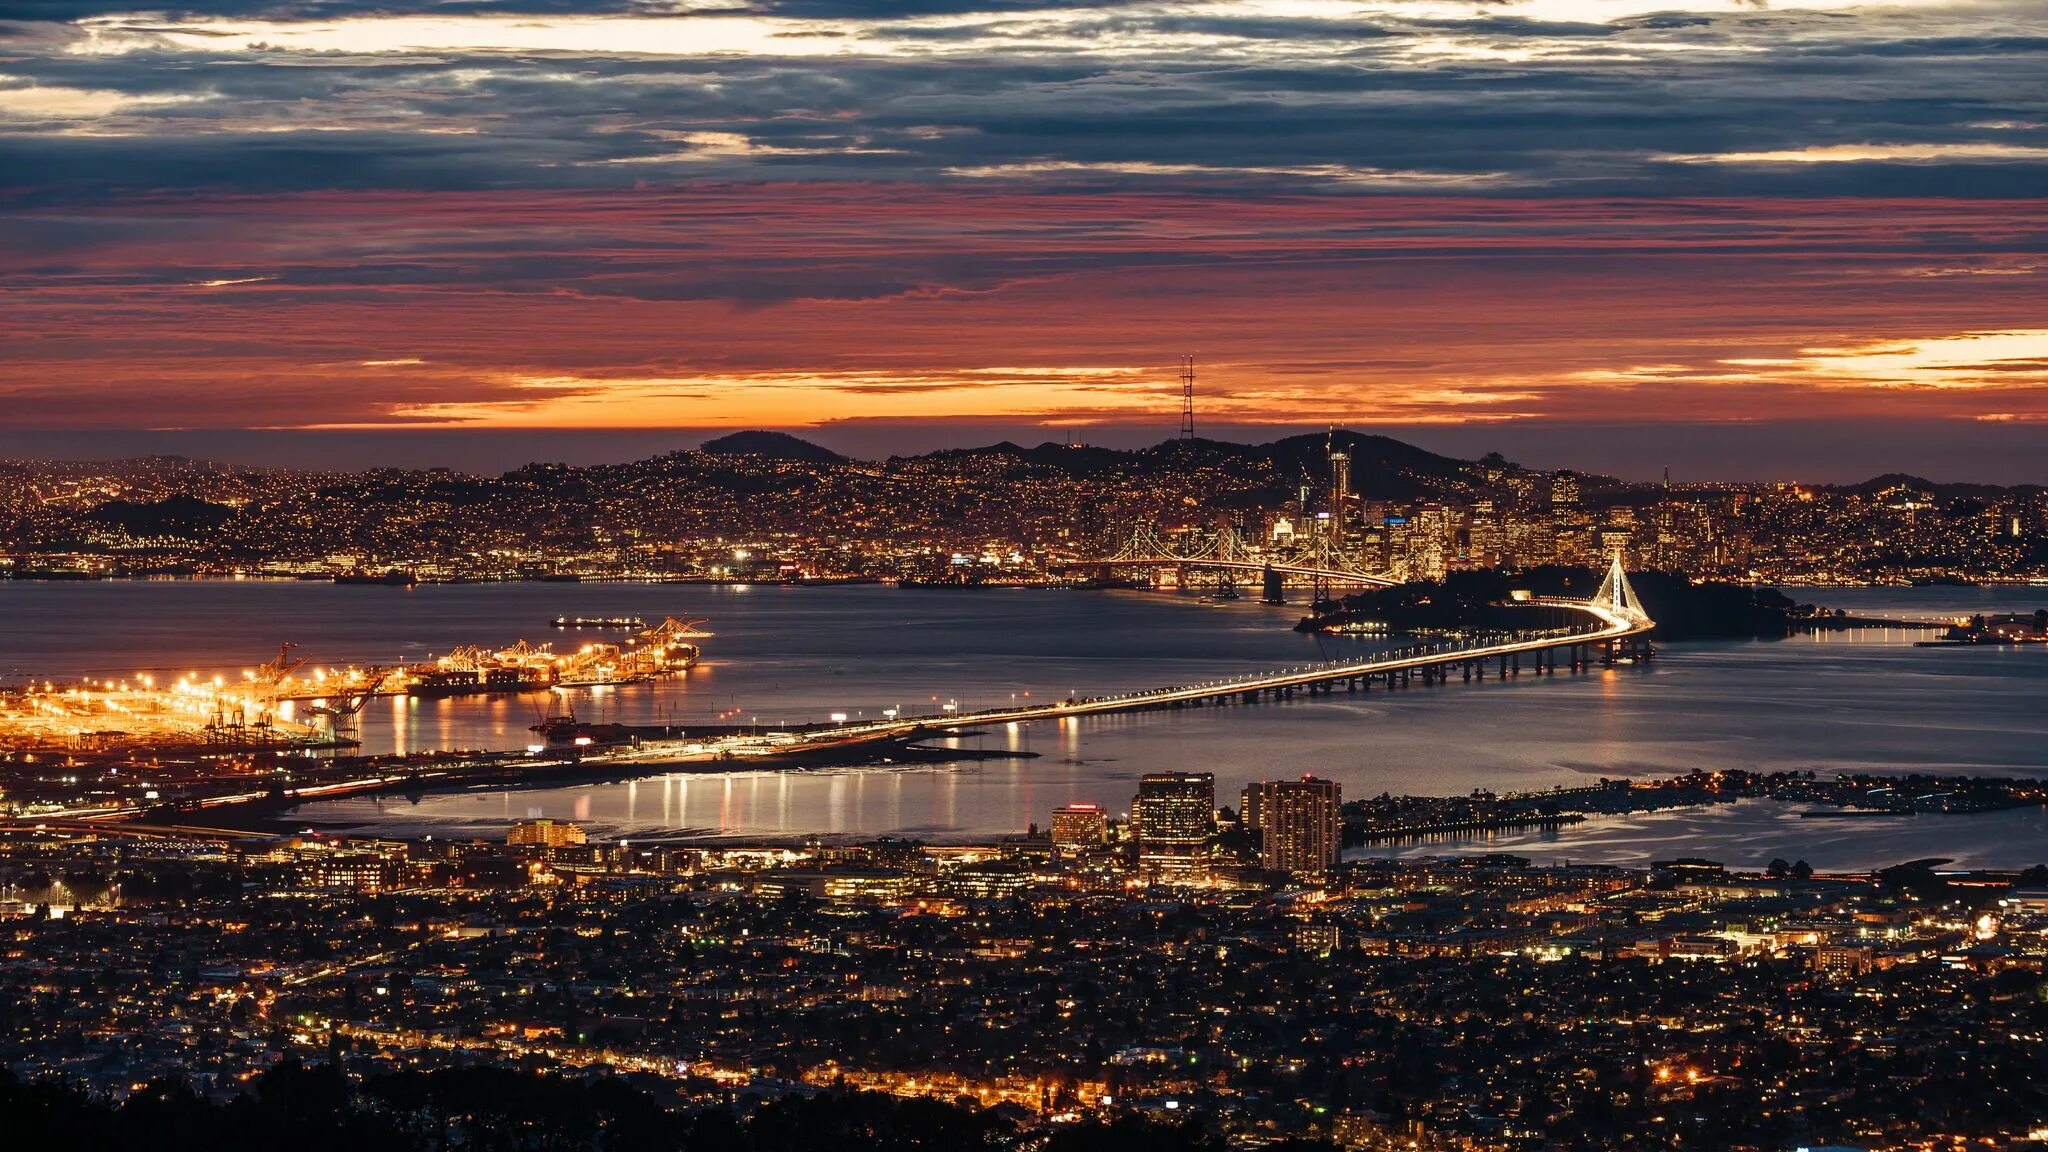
3,0,2046,457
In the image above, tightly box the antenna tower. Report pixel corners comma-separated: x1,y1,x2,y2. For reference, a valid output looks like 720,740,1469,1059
1179,356,1195,439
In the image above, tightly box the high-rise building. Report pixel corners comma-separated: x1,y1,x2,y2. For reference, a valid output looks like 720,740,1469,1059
1327,434,1350,549
1242,776,1341,876
508,818,587,849
1550,471,1581,514
1132,772,1215,876
1050,802,1109,856
1408,504,1451,580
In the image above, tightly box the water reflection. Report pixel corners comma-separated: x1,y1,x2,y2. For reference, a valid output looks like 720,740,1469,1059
4,580,2046,865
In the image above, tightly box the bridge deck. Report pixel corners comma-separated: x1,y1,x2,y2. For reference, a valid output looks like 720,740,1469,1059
34,595,1650,829
748,597,1650,747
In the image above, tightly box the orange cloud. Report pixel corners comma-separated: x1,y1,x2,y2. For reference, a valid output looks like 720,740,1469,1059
3,189,2045,431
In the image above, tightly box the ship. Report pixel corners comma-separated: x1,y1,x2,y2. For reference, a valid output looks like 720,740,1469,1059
407,665,552,698
1069,576,1143,591
550,615,647,629
335,569,417,586
529,712,639,751
400,617,711,698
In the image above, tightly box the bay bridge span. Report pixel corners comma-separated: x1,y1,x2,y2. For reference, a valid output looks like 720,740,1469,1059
619,555,1656,763
1074,520,1398,604
1103,521,1396,582
33,560,1654,826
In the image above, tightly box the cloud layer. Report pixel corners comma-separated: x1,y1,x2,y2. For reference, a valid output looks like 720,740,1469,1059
3,0,2047,439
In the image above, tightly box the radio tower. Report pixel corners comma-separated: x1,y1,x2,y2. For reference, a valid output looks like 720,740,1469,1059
1179,356,1196,439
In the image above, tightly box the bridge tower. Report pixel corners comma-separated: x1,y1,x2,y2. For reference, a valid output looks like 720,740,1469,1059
1591,552,1654,662
1591,551,1645,621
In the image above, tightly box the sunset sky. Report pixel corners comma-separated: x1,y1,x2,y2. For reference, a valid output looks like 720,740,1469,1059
3,0,2046,479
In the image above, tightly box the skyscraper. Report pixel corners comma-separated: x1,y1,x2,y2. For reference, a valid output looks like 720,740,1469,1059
1132,772,1215,877
1327,433,1350,549
1550,471,1582,514
1241,776,1341,877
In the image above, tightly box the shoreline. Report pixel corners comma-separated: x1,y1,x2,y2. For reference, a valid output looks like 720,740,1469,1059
263,793,2048,875
132,740,1040,837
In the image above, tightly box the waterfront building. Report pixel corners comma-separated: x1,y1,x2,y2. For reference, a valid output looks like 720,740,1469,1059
1242,776,1341,876
1050,803,1109,856
508,819,588,849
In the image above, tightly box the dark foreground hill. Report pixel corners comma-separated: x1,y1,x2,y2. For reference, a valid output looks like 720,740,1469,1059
696,431,847,464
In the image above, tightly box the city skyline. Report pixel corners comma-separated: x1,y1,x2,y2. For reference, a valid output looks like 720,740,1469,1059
4,418,2048,485
5,2,2047,1145
5,0,2048,480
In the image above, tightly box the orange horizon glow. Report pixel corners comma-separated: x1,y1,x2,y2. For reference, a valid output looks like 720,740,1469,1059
5,189,2047,432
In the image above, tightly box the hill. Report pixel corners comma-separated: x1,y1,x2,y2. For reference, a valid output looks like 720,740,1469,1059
696,431,846,464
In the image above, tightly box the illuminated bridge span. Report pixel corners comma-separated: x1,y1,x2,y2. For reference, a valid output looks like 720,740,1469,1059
34,560,1653,827
1095,522,1398,589
783,556,1653,746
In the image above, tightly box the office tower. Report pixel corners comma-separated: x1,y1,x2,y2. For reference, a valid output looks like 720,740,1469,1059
1550,471,1581,514
1132,772,1215,876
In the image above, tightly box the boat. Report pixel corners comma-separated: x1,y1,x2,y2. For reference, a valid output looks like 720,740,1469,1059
407,666,552,698
529,713,638,751
550,615,647,629
1319,620,1389,635
335,569,416,586
401,618,710,698
1069,576,1143,591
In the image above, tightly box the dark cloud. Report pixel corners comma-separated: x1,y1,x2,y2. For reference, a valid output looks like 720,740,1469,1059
0,0,648,18
0,0,1144,18
0,1,2043,202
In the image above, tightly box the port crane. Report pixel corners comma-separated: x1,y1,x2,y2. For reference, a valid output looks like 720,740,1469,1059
303,665,391,734
255,642,307,690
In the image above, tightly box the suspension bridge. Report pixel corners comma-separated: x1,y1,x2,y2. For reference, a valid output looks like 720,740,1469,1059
682,554,1655,753
1078,520,1398,603
32,559,1655,825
